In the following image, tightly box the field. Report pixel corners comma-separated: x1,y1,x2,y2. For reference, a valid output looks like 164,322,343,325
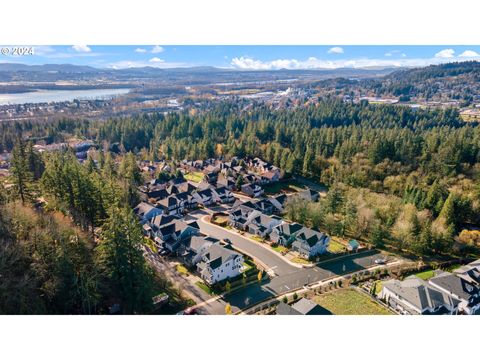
313,289,393,315
412,269,435,280
263,179,305,194
184,171,204,183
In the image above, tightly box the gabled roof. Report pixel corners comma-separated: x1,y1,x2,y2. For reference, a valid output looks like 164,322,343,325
291,298,332,315
150,214,177,230
294,227,327,247
383,276,460,312
201,243,242,270
429,271,480,301
134,202,157,217
274,222,304,237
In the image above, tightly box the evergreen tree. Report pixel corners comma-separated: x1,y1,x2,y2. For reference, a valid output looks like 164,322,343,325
10,139,34,204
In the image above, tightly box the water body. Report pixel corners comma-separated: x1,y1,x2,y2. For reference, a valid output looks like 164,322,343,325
0,88,130,105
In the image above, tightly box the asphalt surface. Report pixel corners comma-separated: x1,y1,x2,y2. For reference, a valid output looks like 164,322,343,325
187,209,297,276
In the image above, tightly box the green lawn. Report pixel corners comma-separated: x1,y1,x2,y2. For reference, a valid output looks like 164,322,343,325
328,239,346,253
292,257,311,264
176,264,190,276
195,281,217,295
250,235,264,242
313,289,393,315
413,269,435,280
270,244,288,253
184,171,204,183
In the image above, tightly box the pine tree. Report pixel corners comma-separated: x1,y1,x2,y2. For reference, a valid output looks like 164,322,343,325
10,139,34,204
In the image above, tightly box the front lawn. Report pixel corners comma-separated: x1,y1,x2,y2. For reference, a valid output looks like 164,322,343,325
271,244,288,253
195,281,217,295
313,289,393,315
328,239,347,253
176,264,190,276
292,257,311,264
184,171,204,183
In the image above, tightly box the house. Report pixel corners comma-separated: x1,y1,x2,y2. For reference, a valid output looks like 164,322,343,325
177,235,219,266
143,214,178,238
153,219,200,252
270,222,304,246
203,171,219,184
229,205,261,230
380,276,460,315
245,214,283,238
133,202,163,223
241,183,264,198
175,191,198,209
347,239,360,251
260,170,280,183
276,298,332,315
217,175,236,190
296,189,320,202
291,228,330,259
197,244,244,284
212,186,235,203
193,188,215,206
268,194,288,213
253,198,276,215
428,271,480,315
156,195,184,215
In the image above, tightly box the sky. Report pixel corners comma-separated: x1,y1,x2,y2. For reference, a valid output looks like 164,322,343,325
1,45,480,70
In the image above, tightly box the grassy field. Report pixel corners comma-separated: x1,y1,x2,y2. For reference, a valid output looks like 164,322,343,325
328,238,347,253
184,171,204,183
313,289,393,315
264,180,305,195
412,269,435,280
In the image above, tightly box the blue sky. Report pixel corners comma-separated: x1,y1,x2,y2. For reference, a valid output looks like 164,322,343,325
1,45,480,69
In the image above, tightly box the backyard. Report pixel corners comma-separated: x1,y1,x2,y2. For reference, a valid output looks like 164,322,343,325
184,171,204,183
263,179,305,195
313,288,393,315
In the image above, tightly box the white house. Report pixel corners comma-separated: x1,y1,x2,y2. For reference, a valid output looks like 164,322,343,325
197,244,244,284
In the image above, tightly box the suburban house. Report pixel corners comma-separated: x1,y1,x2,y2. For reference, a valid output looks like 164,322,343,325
177,235,219,266
229,204,261,230
245,214,283,238
142,214,178,237
428,271,480,315
291,228,330,259
153,219,200,252
193,188,215,206
270,222,304,246
268,194,288,213
133,202,163,223
217,175,236,190
252,198,276,215
380,276,460,315
276,298,332,315
212,186,235,203
260,170,280,183
241,183,264,198
156,195,184,215
197,244,244,284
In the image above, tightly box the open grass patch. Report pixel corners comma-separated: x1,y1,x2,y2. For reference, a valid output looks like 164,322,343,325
271,244,288,253
176,264,190,276
250,235,264,242
184,171,204,183
328,239,346,254
412,269,435,280
292,257,311,264
313,289,393,315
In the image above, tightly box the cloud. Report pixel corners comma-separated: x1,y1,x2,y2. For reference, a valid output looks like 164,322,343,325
33,45,56,55
459,50,480,58
135,48,147,53
435,48,455,58
149,57,164,63
72,45,92,53
327,46,344,54
151,45,164,54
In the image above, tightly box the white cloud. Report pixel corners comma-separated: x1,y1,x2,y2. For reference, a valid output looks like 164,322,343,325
72,45,92,53
435,48,455,58
151,45,164,54
327,46,344,54
134,48,147,53
459,50,480,58
149,57,164,63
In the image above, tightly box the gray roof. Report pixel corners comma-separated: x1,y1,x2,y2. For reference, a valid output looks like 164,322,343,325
429,271,479,301
383,276,460,312
201,243,242,270
276,299,331,315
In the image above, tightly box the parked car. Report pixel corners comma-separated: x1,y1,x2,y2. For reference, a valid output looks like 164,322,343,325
374,258,386,265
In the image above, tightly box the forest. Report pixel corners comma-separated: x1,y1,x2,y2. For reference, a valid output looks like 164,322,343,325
2,97,480,313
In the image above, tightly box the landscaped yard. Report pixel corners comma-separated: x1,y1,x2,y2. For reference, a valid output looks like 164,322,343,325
250,235,264,242
270,244,288,253
412,269,435,280
313,289,393,315
292,257,311,264
184,171,204,183
263,179,305,195
328,238,347,253
195,281,217,295
176,264,190,276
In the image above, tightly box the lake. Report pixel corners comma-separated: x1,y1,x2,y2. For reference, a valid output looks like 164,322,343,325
0,88,131,105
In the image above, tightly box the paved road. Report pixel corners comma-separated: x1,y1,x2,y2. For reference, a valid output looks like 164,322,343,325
186,209,297,276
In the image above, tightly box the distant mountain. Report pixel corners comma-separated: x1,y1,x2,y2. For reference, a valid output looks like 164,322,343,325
0,63,102,73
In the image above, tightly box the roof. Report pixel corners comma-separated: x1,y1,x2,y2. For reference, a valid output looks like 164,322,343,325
134,202,157,217
348,239,360,248
429,271,479,301
183,235,219,253
383,276,460,312
291,298,332,315
275,222,304,237
200,243,242,270
295,227,327,247
150,214,177,229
